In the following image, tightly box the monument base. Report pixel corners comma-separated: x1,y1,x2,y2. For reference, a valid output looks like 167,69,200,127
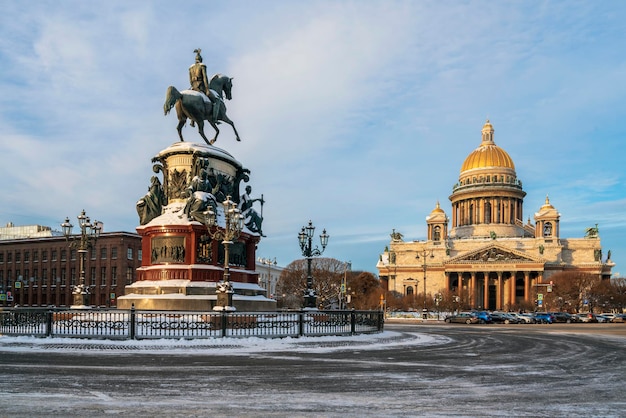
117,279,276,311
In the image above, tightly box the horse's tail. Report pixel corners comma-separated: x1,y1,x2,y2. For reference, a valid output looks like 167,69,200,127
164,86,182,115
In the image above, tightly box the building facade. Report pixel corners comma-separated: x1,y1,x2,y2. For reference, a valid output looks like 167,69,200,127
0,227,142,307
377,120,614,311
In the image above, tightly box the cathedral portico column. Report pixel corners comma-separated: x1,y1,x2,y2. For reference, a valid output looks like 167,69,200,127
510,272,516,307
497,272,503,310
482,274,489,310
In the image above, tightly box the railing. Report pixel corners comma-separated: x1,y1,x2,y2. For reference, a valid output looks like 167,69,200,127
0,307,384,340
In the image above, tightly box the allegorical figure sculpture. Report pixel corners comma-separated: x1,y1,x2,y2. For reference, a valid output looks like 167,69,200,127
182,169,218,223
163,48,241,145
240,185,264,236
136,176,166,225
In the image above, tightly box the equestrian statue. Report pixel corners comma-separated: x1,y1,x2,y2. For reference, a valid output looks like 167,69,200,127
164,49,241,145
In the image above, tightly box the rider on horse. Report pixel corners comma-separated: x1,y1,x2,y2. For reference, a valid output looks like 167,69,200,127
189,49,220,124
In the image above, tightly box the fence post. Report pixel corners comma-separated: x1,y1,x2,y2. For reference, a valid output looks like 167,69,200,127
299,310,305,337
46,309,53,337
350,309,356,335
130,304,136,340
220,310,227,338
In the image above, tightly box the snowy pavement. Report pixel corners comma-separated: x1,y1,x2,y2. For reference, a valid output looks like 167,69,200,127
1,323,625,417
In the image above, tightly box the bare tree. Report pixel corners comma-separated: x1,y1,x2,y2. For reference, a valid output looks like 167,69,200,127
544,271,601,312
276,258,346,309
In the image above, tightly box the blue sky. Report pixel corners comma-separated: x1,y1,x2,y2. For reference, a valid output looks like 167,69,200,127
1,1,625,275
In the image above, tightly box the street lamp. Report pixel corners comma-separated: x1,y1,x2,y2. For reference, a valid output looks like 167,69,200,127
258,257,277,298
61,210,101,307
203,195,244,311
416,249,434,320
298,220,329,309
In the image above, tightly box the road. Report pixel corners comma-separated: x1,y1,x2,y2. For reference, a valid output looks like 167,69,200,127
0,322,625,417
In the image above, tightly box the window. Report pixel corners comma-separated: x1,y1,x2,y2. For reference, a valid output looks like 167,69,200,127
90,267,96,284
111,247,118,259
101,247,107,259
61,269,66,285
126,267,134,284
0,253,3,263
51,268,57,285
71,249,76,260
101,267,107,282
42,250,47,262
42,269,48,286
91,249,96,260
111,267,117,286
61,250,66,261
543,222,553,237
71,268,76,285
138,249,142,261
127,248,133,260
433,226,441,241
7,252,12,262
33,251,38,262
51,250,57,261
15,252,21,263
24,251,30,262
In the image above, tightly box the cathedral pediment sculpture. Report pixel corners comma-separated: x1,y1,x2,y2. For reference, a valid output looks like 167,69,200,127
448,245,539,264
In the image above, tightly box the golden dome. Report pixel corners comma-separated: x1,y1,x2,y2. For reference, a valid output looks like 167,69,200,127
430,201,445,214
540,195,554,210
460,120,515,173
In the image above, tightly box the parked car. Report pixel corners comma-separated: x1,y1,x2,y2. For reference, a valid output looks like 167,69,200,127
601,313,616,322
533,312,554,324
471,311,493,324
610,314,626,323
444,312,479,324
514,313,535,324
577,313,599,323
490,312,519,324
550,312,576,323
596,314,610,323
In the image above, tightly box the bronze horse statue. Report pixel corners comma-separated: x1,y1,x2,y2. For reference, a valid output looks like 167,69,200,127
164,74,241,145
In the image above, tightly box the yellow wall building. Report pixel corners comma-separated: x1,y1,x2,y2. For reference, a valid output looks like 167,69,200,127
377,120,614,311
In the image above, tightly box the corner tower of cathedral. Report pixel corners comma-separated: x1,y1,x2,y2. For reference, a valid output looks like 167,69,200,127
449,120,531,239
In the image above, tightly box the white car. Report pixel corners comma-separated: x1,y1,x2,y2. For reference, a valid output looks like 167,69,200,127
513,313,534,324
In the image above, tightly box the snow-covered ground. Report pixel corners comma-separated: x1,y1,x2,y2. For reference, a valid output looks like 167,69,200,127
1,324,624,417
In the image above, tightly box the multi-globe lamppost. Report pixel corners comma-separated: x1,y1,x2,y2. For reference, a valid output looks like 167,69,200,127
203,195,244,311
258,257,276,298
298,220,329,309
416,249,434,320
61,210,101,307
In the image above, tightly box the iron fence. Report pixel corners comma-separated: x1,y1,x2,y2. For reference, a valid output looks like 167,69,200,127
0,307,384,340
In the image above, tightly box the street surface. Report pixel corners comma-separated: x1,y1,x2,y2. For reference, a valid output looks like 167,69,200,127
0,322,625,417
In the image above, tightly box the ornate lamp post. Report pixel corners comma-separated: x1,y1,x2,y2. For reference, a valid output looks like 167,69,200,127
298,220,329,309
203,195,244,310
61,210,101,307
258,257,277,298
416,249,434,320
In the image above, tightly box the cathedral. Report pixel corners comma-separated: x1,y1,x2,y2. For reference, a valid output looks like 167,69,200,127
377,120,614,311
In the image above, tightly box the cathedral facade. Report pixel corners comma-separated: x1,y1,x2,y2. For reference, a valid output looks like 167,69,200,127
377,120,614,311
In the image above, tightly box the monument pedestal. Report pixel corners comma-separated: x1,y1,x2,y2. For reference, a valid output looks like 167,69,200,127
119,142,275,312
